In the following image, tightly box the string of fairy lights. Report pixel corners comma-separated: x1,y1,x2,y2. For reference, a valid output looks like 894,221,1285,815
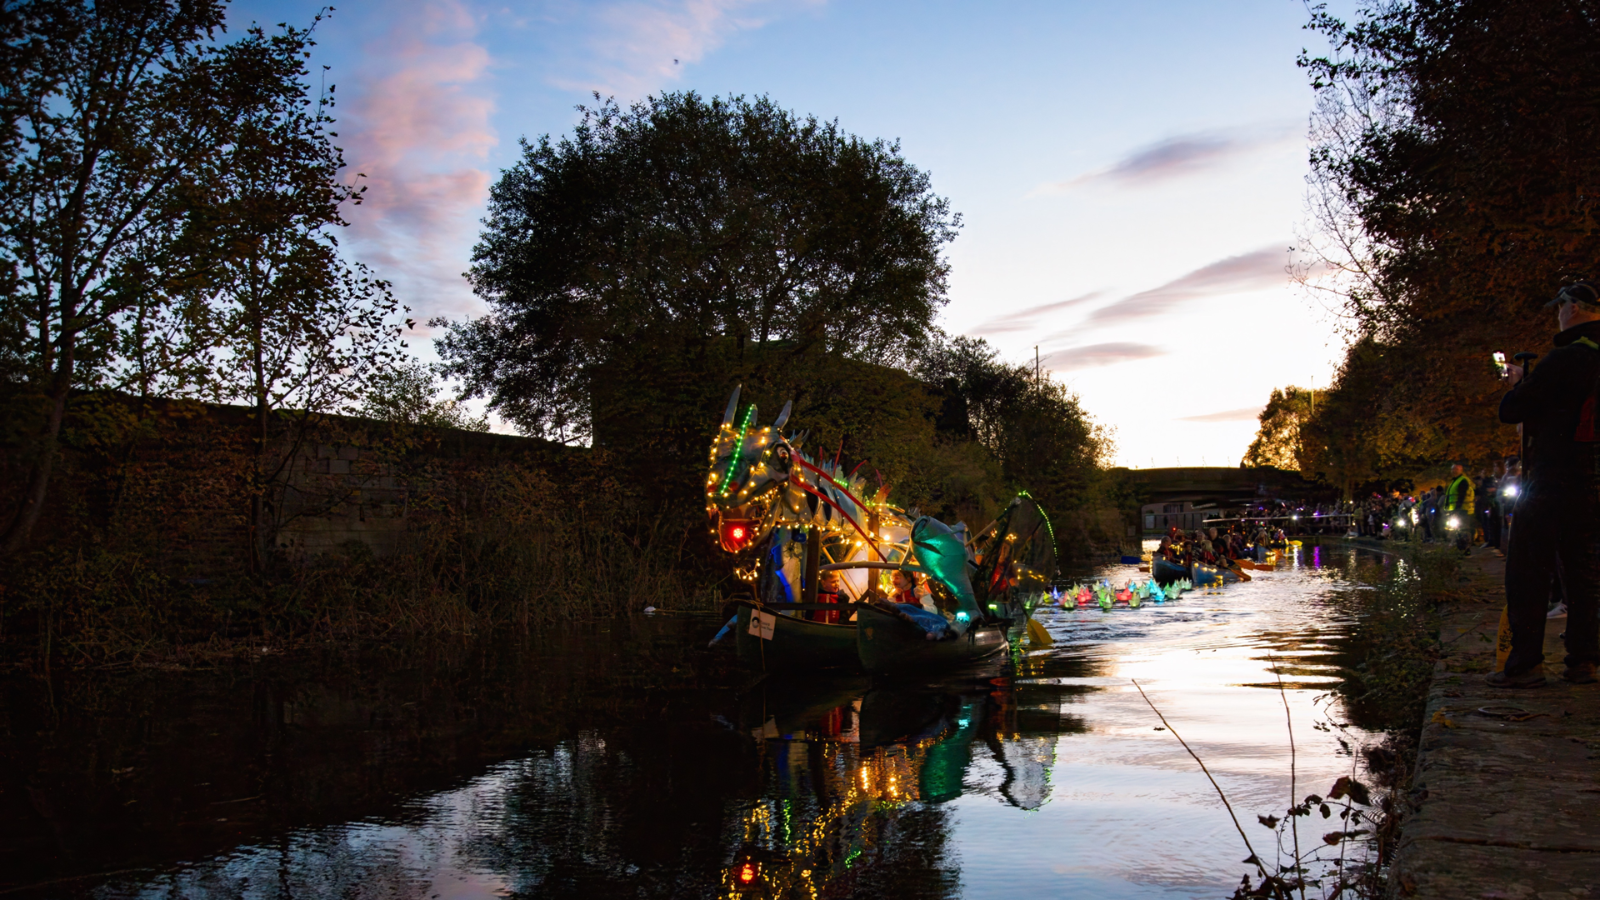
707,403,920,595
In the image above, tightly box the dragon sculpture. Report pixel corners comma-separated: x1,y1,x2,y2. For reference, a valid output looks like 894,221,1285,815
705,385,1057,636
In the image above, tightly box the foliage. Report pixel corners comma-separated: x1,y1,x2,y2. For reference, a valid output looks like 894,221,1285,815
916,334,1113,519
0,1,389,554
358,358,490,432
438,91,960,443
1285,0,1600,488
1244,387,1313,470
434,91,1126,558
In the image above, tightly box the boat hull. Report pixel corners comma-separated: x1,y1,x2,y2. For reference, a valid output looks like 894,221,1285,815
1151,557,1189,586
734,603,861,670
855,605,1008,673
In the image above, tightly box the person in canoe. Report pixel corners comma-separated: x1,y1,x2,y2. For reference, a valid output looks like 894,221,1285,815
812,569,845,624
872,569,953,640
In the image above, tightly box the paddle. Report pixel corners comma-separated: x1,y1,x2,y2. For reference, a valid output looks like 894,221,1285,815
1224,561,1252,582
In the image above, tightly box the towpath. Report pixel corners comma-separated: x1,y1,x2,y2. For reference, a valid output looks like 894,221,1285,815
1389,546,1600,898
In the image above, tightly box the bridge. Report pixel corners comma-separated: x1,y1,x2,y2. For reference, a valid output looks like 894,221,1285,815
1114,466,1336,535
1114,466,1328,506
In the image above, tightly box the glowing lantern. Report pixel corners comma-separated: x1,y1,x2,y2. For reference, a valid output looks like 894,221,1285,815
719,519,756,553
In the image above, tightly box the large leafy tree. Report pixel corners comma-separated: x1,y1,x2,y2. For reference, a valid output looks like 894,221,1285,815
438,92,961,444
1295,0,1600,478
0,0,342,554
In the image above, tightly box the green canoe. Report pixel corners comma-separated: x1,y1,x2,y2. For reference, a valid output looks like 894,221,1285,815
734,601,861,671
854,604,1008,673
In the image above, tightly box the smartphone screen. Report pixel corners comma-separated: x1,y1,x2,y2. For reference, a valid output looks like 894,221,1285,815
1493,351,1507,375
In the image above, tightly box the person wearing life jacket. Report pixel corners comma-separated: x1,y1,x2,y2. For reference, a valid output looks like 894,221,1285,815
882,569,951,641
813,569,844,624
1490,279,1600,688
1442,464,1476,554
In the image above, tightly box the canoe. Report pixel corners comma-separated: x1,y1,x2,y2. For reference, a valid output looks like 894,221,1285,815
1151,557,1189,586
1191,563,1240,586
735,601,861,670
855,604,1009,673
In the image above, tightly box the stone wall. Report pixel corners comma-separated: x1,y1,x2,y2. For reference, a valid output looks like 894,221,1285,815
1,393,574,577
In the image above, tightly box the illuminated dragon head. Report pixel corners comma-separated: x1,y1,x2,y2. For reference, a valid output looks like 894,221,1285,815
706,385,800,552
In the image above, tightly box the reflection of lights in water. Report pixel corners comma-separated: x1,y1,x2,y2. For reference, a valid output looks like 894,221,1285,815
721,738,946,898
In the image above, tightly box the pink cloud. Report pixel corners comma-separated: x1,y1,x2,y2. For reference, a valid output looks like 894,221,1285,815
1179,406,1265,423
1043,341,1166,370
970,291,1102,336
1034,123,1299,194
1083,245,1289,325
554,0,825,98
339,0,496,323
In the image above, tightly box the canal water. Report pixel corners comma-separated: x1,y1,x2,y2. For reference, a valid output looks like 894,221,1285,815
0,541,1402,899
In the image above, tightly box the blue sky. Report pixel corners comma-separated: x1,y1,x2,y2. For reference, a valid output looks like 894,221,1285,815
232,0,1349,467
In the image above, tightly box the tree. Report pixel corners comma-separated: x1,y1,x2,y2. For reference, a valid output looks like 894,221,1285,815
174,29,404,568
0,0,334,554
358,359,489,432
1297,0,1600,475
1244,387,1314,470
916,335,1112,516
437,91,961,443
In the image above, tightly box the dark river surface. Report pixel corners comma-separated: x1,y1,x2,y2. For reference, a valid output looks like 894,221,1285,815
0,541,1403,899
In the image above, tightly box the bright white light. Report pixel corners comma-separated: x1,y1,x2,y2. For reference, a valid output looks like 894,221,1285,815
1503,484,1518,497
1448,517,1460,530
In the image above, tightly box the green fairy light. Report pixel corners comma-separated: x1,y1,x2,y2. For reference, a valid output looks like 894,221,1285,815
718,404,757,499
1018,489,1057,558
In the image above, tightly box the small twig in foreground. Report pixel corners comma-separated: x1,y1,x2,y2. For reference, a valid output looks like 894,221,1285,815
1270,652,1306,900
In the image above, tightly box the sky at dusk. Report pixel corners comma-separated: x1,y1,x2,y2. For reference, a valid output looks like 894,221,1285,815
232,0,1352,467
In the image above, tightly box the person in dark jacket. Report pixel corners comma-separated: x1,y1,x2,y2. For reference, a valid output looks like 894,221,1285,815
1490,280,1600,687
1478,467,1501,551
1443,465,1475,553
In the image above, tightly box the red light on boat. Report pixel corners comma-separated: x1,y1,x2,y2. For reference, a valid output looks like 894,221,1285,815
739,862,759,884
720,519,755,553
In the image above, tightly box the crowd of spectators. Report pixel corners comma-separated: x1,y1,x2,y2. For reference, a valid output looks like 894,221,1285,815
1202,471,1518,553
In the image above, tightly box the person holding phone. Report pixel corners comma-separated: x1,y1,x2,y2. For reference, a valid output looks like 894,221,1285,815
1490,280,1600,687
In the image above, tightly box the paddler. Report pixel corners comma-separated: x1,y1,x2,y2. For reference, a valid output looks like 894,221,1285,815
813,570,844,624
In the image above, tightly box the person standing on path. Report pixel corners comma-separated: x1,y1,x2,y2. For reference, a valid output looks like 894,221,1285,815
1443,464,1476,554
1480,465,1503,552
1490,280,1600,687
1475,468,1497,549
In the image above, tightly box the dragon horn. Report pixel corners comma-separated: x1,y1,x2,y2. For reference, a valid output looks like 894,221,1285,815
773,399,792,430
721,385,742,428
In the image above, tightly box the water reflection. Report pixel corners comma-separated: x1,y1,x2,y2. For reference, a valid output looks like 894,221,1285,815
0,540,1407,899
